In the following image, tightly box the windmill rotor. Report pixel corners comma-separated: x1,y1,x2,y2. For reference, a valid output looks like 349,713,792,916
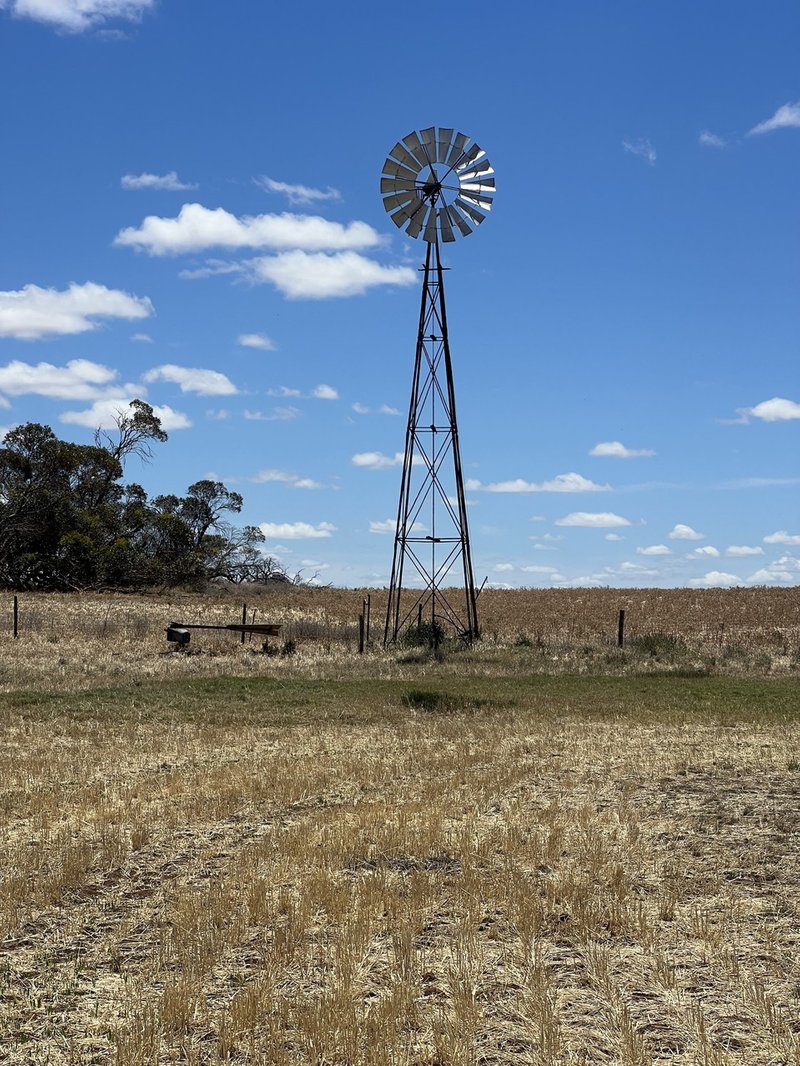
380,126,495,243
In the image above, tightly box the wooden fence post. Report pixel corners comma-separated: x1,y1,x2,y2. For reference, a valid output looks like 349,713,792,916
365,595,371,647
13,595,18,639
358,612,365,654
241,602,247,644
617,609,625,648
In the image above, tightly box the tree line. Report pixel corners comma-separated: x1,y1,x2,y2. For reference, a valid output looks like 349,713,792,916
0,401,289,591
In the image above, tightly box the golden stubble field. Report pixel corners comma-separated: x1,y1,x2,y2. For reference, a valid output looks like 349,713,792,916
0,588,799,1064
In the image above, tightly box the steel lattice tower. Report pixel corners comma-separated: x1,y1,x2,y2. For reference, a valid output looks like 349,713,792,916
379,127,494,643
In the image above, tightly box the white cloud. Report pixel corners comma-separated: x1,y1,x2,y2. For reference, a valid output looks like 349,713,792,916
121,171,196,191
185,250,410,308
618,562,657,575
352,451,404,470
747,568,794,584
114,203,381,255
688,545,720,559
775,553,800,570
688,570,740,588
251,469,295,483
368,518,426,535
669,523,704,540
636,544,671,556
0,357,136,401
494,563,514,572
206,409,230,421
248,250,415,299
251,468,322,490
259,521,336,539
379,404,400,416
61,399,190,431
521,564,559,574
472,472,609,493
748,101,800,136
1,0,155,31
0,282,152,340
605,533,624,542
352,402,369,414
589,440,655,458
764,530,800,546
267,386,302,398
178,260,241,280
726,545,764,557
312,383,338,400
243,406,300,422
142,364,237,396
746,556,799,585
255,176,341,205
623,138,656,165
237,333,276,351
131,332,152,343
725,476,800,489
555,512,632,528
736,397,800,423
698,130,726,148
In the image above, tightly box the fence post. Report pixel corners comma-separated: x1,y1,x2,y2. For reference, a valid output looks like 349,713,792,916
250,608,256,643
241,602,247,644
417,603,423,629
358,612,365,654
13,595,18,639
617,609,625,648
365,595,371,647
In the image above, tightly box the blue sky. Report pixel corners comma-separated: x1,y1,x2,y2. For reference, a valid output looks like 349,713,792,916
1,0,798,588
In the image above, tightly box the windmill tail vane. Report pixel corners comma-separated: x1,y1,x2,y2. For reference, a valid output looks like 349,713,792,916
380,127,494,645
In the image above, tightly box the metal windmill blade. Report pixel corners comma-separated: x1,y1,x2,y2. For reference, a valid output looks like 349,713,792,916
380,127,495,243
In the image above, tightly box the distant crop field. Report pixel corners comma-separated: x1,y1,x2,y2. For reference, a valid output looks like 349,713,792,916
0,585,798,692
1,589,799,1063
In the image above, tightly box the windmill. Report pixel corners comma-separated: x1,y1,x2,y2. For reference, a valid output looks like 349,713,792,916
380,127,494,644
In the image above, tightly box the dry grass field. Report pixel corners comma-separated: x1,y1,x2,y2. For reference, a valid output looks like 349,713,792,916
0,589,799,1064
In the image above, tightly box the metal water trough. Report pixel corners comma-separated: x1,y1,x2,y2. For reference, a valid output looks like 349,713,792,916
166,621,281,648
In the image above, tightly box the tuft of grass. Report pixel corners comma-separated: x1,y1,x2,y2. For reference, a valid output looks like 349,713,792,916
400,619,446,648
402,687,513,715
628,631,686,660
